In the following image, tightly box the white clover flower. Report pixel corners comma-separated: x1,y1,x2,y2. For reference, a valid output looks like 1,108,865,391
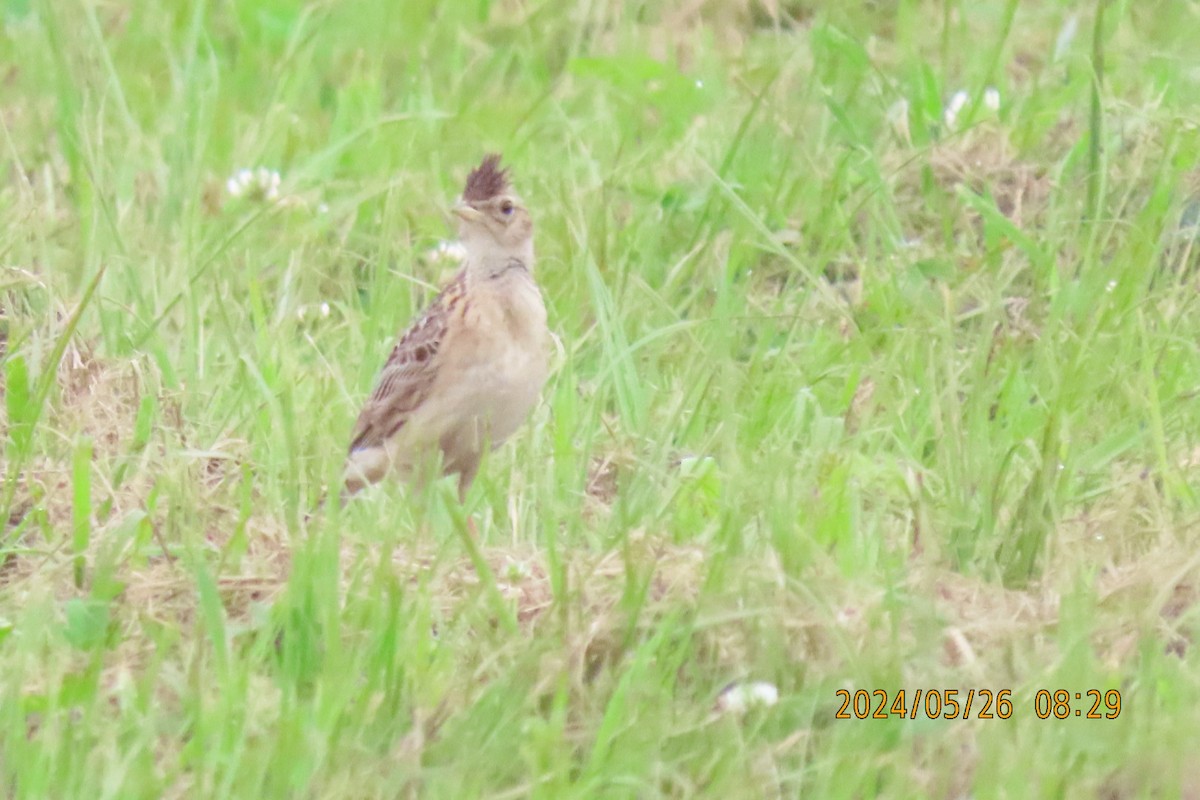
984,86,1001,112
319,302,330,318
944,90,969,130
226,170,252,198
716,681,780,715
427,240,468,265
225,166,283,203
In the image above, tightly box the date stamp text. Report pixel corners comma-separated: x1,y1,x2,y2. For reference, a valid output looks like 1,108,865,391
834,689,1122,720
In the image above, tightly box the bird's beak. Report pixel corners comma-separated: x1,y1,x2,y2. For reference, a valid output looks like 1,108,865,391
452,201,483,223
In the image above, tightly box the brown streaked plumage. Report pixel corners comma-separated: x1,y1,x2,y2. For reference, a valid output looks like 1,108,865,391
343,155,549,500
461,154,510,203
346,275,461,456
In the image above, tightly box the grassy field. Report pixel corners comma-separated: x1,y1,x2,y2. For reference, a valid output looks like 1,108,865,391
2,0,1200,796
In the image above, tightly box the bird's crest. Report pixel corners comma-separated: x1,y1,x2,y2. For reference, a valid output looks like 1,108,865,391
462,154,510,202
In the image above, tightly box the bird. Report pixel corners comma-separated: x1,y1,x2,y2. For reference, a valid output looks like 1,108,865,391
342,154,549,502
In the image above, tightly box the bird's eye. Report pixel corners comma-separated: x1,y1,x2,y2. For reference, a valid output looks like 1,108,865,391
500,199,514,215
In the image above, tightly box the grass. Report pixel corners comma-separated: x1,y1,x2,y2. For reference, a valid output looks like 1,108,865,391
2,0,1200,796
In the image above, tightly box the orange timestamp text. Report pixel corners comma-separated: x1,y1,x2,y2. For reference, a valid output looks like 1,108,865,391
834,689,1122,720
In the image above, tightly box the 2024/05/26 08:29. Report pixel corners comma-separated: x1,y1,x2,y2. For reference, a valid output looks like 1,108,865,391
834,689,1122,720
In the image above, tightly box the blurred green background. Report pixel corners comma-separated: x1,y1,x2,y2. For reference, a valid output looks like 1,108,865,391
2,0,1200,796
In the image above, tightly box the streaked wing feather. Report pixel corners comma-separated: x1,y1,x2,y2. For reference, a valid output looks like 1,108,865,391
348,271,465,453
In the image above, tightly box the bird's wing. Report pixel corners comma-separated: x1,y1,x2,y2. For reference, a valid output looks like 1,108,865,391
348,270,467,454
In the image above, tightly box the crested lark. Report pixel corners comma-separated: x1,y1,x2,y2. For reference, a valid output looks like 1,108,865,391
343,154,549,500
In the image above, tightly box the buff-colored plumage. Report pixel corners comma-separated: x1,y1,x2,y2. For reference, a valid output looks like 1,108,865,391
343,155,549,499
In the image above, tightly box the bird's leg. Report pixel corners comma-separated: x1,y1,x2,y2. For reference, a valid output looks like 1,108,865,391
457,463,480,537
456,457,481,501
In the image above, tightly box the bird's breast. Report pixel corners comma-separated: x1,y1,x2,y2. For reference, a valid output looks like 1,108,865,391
438,275,549,443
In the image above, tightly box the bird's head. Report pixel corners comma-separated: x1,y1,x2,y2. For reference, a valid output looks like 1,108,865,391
452,154,533,260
